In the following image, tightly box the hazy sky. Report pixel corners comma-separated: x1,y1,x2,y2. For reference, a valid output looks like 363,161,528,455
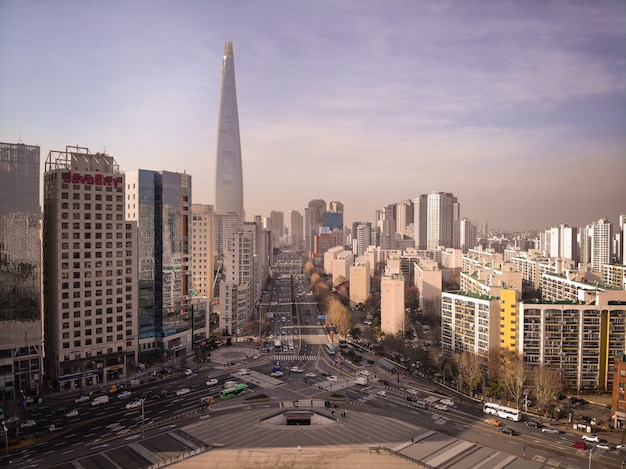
1,0,625,231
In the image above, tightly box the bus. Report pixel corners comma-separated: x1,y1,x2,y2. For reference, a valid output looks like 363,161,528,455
325,344,336,355
483,402,522,421
274,339,283,352
219,383,249,400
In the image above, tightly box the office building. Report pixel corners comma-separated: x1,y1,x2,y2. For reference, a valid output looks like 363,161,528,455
43,146,138,390
414,192,459,250
126,170,192,362
349,257,371,306
456,218,477,253
215,41,244,221
287,210,303,248
191,204,215,298
0,142,43,398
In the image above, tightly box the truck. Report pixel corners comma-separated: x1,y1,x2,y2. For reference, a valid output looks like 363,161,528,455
91,395,109,406
355,377,368,385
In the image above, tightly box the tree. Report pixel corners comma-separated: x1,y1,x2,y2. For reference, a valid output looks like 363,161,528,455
532,366,562,417
326,295,351,335
303,261,316,277
455,351,485,397
500,350,528,408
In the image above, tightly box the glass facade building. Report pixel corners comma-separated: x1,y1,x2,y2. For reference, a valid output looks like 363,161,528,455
0,142,43,398
126,170,192,360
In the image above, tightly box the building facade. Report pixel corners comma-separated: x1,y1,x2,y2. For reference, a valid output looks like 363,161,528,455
43,146,138,390
191,204,215,298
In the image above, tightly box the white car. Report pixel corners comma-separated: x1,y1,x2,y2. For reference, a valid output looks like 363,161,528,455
582,434,600,443
541,427,560,434
440,398,454,407
433,403,449,411
117,391,132,399
175,388,191,396
237,369,251,376
75,395,90,404
20,419,36,429
305,372,317,378
290,366,304,373
326,375,339,382
6,416,19,424
65,409,79,418
270,370,284,378
206,378,219,387
377,390,387,397
184,368,193,376
125,399,144,410
406,388,418,396
358,370,371,377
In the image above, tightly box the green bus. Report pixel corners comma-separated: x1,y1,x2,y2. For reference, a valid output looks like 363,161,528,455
219,383,249,400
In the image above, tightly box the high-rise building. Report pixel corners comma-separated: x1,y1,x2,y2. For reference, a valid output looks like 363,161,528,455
548,224,579,262
380,266,405,335
591,218,612,271
269,210,284,248
354,222,372,257
456,218,477,253
619,214,626,265
288,210,303,248
395,199,414,237
305,199,326,252
215,41,244,221
43,146,138,390
0,142,43,398
191,204,215,298
414,192,459,249
126,169,192,361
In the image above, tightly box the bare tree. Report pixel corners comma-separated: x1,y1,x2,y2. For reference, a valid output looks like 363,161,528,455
455,351,485,398
532,366,562,417
325,295,351,335
500,349,528,408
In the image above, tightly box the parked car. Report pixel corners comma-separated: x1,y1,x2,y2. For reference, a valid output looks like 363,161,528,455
290,366,304,373
582,434,599,443
572,441,587,450
175,388,190,396
206,378,219,386
270,370,284,378
542,427,560,434
305,372,317,378
74,395,90,404
20,419,36,429
117,391,132,399
65,409,79,418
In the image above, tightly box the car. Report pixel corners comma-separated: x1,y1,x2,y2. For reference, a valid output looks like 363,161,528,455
175,388,190,396
484,418,502,427
290,366,304,373
184,368,193,376
270,370,284,378
65,409,79,418
125,399,144,410
595,442,612,450
582,434,599,443
5,416,19,424
541,427,560,434
500,427,519,436
156,389,169,398
74,395,90,404
117,391,132,399
572,441,587,450
206,378,219,386
524,420,542,428
433,403,448,411
20,419,36,429
55,406,69,414
377,390,387,397
237,369,251,376
406,388,418,396
305,372,317,378
358,370,371,377
326,375,339,382
440,398,454,407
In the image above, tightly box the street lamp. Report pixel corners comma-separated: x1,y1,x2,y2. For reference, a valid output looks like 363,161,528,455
2,422,8,461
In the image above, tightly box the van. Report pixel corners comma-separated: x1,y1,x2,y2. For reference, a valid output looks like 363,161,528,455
91,395,109,406
414,400,428,410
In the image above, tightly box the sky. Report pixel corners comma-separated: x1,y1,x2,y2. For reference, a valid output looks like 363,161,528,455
1,0,625,232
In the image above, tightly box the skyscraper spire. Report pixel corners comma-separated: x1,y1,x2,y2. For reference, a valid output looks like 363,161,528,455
215,41,244,220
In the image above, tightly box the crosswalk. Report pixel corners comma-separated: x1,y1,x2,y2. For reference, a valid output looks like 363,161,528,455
274,354,318,361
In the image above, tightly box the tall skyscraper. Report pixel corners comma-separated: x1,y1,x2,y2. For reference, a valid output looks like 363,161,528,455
288,210,304,247
215,41,244,221
43,146,138,390
126,170,192,361
591,218,612,271
0,142,43,398
414,192,459,249
305,199,326,252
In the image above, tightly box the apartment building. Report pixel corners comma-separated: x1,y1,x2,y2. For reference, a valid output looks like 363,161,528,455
191,204,215,298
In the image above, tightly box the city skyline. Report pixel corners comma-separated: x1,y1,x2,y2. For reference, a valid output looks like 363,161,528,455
1,1,624,231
